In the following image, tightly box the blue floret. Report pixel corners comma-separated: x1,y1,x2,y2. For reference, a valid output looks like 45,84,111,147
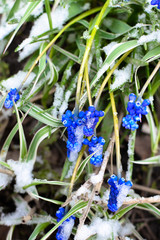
107,175,132,212
4,88,20,109
56,207,75,240
62,107,104,161
151,0,160,9
122,93,150,131
83,136,105,167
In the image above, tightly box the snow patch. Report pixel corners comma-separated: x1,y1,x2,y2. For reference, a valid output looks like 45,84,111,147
7,160,34,193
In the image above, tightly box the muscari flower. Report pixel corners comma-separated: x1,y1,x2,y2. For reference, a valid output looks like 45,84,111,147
62,107,104,162
83,136,105,167
4,88,20,109
151,0,160,9
107,175,132,212
122,93,150,131
56,207,75,240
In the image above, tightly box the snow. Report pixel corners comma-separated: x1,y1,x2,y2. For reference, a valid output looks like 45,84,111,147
75,217,134,240
65,161,76,178
90,172,103,185
7,160,34,193
0,108,12,121
0,199,30,226
59,90,72,117
51,84,64,118
0,167,12,190
18,4,69,60
82,3,90,11
59,218,75,240
138,30,160,45
103,42,118,56
76,185,91,197
0,0,43,41
83,30,91,39
110,64,132,91
0,70,36,91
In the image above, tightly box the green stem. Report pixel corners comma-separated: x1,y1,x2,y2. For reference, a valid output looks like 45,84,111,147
45,0,53,30
75,0,111,114
139,60,160,97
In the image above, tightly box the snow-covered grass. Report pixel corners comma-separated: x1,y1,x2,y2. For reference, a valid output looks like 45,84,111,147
0,0,160,239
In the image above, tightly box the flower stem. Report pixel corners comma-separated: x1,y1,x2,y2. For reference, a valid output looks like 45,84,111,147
85,59,92,106
108,79,122,178
75,0,111,115
139,60,160,97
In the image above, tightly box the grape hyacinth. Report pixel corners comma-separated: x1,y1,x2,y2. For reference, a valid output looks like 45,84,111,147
151,0,160,9
122,93,150,131
4,88,20,109
62,107,104,162
83,106,104,137
56,207,75,240
107,175,132,212
83,136,105,167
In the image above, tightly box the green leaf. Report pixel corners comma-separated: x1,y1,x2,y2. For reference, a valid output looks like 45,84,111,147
103,17,131,34
146,108,157,152
133,155,160,165
47,57,59,85
112,204,137,220
0,161,13,170
27,126,57,162
0,93,7,111
6,226,15,240
21,103,63,127
60,158,72,181
14,103,27,161
23,179,69,190
28,223,50,240
137,203,160,217
53,45,80,63
76,153,94,181
142,46,160,63
40,200,88,240
4,0,41,53
29,192,63,205
6,0,21,21
0,116,24,161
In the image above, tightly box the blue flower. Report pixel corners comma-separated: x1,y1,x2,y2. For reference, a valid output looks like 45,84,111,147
56,207,75,240
122,93,150,131
151,0,160,9
107,175,132,212
83,136,105,167
4,88,20,109
62,107,104,161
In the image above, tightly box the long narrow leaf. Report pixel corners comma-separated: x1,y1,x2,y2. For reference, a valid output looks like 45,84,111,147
28,223,50,240
4,0,41,53
27,126,57,162
23,179,69,190
21,103,63,127
40,201,88,240
14,103,27,161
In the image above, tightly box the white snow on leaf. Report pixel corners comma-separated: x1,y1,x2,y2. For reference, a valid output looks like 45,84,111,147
0,70,36,91
138,30,160,45
7,160,34,193
0,199,30,226
75,217,134,240
0,167,12,190
18,4,69,61
110,64,132,91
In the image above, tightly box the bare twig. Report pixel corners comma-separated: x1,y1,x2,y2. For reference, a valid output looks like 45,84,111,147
123,195,160,205
0,168,14,176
